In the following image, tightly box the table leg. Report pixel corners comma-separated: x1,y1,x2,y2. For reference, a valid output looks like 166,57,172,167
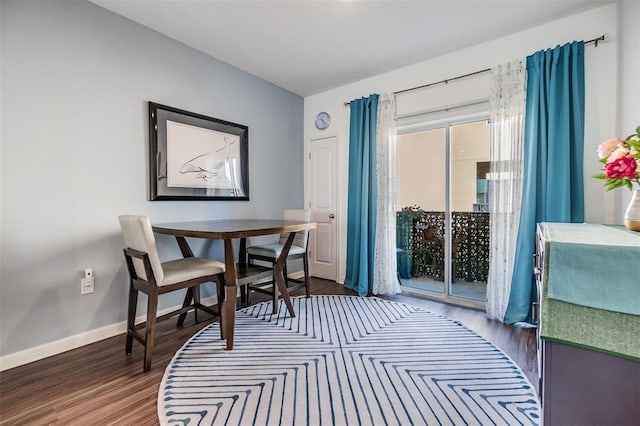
239,237,247,264
176,236,195,326
273,232,296,317
239,237,247,305
223,239,238,350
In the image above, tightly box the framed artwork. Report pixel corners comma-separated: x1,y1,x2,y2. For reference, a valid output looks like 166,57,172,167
148,102,249,201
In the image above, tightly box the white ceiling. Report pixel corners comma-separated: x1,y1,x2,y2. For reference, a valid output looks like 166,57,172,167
90,0,607,97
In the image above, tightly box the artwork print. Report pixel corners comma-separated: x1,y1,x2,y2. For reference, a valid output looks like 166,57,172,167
166,121,242,190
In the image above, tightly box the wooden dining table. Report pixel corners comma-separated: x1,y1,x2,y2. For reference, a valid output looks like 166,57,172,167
152,219,317,350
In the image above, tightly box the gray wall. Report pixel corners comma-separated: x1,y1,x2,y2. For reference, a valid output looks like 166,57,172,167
0,1,304,357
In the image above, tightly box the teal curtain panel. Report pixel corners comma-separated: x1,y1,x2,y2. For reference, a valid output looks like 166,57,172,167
344,94,379,296
505,41,585,324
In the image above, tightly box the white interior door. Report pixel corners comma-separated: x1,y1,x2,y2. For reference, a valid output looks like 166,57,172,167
306,136,337,280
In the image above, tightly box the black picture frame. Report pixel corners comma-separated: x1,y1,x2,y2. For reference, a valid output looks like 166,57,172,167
149,102,249,201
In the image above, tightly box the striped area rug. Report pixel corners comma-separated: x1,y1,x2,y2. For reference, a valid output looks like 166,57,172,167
158,295,540,425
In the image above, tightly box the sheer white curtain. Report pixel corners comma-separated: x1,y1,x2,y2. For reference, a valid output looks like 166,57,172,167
373,93,400,295
486,60,526,321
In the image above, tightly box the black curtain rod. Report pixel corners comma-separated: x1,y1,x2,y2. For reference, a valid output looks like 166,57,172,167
344,34,606,106
586,34,606,47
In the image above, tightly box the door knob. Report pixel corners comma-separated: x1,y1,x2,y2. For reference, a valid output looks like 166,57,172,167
329,213,335,219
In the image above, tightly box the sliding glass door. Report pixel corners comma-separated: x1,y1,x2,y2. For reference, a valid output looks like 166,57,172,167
397,119,489,309
397,127,447,294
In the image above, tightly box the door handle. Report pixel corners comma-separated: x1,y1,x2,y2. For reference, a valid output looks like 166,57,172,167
329,213,335,219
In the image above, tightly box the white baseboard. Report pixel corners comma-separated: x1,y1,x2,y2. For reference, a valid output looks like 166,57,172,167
0,295,218,372
0,276,312,372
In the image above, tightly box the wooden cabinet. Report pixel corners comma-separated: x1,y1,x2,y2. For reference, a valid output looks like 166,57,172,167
535,223,640,426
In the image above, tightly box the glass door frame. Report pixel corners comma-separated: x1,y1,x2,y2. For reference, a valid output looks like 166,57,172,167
397,113,489,311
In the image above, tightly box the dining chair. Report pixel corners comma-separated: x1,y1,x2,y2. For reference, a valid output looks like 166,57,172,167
118,215,226,372
245,209,311,313
417,223,459,282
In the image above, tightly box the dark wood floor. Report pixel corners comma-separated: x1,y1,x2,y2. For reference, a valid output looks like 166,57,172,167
0,278,537,425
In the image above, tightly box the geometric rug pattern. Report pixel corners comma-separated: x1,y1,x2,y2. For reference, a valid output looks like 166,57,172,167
158,295,540,425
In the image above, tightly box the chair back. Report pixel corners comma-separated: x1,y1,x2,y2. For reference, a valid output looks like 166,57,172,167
118,215,164,283
279,209,311,249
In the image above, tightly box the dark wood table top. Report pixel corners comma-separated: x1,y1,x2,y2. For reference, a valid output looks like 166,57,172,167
152,219,317,240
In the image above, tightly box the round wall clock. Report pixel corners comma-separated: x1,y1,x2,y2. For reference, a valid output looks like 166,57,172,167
315,112,331,130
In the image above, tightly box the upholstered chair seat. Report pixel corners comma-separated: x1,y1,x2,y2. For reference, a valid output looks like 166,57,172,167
246,244,306,259
160,257,226,286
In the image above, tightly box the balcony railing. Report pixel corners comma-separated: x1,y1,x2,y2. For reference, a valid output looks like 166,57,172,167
397,207,490,283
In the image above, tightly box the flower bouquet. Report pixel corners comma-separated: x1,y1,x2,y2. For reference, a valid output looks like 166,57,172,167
592,125,640,191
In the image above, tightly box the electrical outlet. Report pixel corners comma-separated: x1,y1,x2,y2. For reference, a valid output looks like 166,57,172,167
81,269,94,295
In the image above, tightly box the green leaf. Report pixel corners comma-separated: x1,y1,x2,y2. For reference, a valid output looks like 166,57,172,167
605,179,624,191
591,173,607,179
625,180,633,190
599,158,607,164
627,139,640,150
636,124,640,135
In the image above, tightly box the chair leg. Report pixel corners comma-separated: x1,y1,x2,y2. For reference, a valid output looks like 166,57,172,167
271,263,278,314
193,285,201,324
239,285,247,306
216,276,225,339
303,254,310,298
125,282,138,355
143,292,158,372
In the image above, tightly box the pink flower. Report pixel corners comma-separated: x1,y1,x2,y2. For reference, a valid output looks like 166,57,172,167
608,144,631,162
605,155,638,179
597,138,624,159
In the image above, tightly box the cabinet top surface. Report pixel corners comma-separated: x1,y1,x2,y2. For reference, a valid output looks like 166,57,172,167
540,222,640,247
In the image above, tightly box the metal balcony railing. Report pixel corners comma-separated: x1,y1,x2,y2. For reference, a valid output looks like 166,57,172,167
397,207,490,283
